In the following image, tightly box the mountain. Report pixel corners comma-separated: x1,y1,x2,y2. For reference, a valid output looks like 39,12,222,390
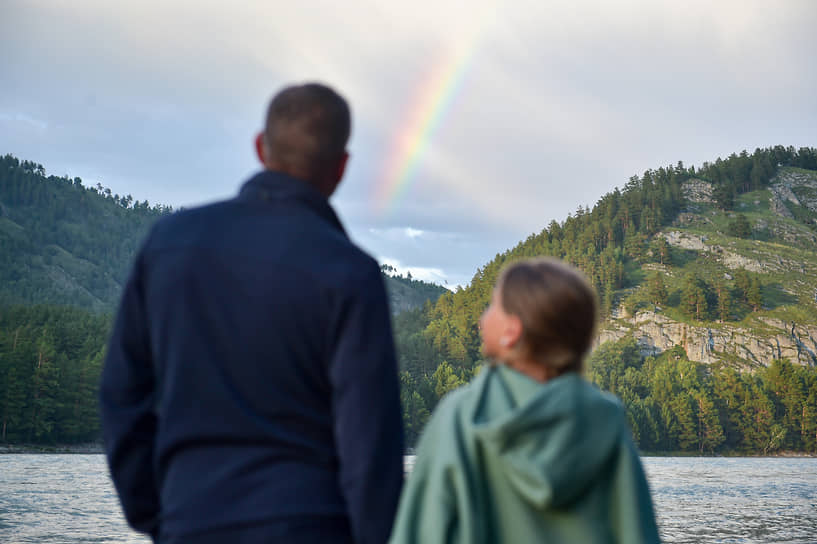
380,265,448,315
0,155,171,312
0,154,446,444
602,167,817,368
394,146,817,451
0,154,445,315
3,148,817,452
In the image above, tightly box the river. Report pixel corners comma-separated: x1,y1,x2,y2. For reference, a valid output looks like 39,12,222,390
0,455,815,543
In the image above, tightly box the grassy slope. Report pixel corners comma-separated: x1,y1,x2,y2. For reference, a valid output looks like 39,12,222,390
609,167,817,364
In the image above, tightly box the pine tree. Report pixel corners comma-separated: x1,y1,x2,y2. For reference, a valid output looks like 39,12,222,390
647,272,668,306
695,390,725,453
747,276,763,311
656,237,671,265
715,280,732,322
734,269,751,299
673,393,698,451
727,214,752,238
432,361,465,399
681,274,709,320
803,385,817,453
28,329,60,442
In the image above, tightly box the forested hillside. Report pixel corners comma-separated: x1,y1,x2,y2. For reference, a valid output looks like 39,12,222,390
395,146,817,451
0,155,444,315
0,155,172,311
0,305,108,443
381,264,448,314
2,149,817,452
0,155,445,444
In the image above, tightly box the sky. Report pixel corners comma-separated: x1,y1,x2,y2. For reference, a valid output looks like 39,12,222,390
2,1,816,288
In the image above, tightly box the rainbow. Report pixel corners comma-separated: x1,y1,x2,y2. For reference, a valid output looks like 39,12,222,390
376,41,479,215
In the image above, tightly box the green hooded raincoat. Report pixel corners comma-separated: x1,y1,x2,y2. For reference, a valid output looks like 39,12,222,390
389,365,661,543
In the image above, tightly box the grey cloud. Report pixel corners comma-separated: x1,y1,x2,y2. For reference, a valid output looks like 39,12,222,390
2,0,815,288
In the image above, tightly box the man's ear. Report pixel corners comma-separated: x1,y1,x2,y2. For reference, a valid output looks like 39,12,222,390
323,151,349,197
255,133,267,167
334,151,349,183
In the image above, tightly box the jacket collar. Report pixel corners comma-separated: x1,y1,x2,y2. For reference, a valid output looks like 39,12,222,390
238,170,347,237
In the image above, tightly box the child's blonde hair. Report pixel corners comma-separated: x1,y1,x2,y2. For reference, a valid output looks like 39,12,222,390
497,257,598,375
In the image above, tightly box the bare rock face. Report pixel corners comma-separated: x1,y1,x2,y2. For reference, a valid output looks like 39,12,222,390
720,252,768,273
682,179,715,204
769,185,799,219
598,310,817,368
663,231,707,251
769,169,817,218
662,231,779,273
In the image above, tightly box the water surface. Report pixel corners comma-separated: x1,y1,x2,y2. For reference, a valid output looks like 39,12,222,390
1,455,815,543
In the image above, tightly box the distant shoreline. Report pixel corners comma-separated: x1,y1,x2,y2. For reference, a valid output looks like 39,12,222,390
639,450,817,458
2,444,815,457
0,443,104,454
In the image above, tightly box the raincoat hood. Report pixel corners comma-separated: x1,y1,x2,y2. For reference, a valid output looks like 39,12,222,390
471,365,625,509
389,364,661,544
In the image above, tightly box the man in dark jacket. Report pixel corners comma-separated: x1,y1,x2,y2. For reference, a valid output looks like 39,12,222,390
100,83,405,543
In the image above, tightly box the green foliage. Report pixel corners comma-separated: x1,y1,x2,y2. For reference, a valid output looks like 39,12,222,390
0,305,110,443
4,148,817,452
587,339,817,454
650,237,671,264
714,280,732,322
432,361,467,399
381,265,447,314
0,154,450,445
747,276,763,311
0,155,172,311
681,273,710,321
733,268,763,312
713,184,735,210
646,272,668,306
399,372,431,447
726,214,752,238
392,146,817,453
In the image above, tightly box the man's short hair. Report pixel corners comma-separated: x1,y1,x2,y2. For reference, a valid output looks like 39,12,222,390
264,83,351,181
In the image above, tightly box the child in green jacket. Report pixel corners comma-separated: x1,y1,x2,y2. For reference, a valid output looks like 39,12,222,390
390,257,661,543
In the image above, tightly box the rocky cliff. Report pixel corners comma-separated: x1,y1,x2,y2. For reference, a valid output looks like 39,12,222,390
598,311,817,369
597,167,817,369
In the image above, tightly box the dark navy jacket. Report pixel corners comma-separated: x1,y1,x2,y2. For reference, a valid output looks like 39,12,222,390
100,170,405,543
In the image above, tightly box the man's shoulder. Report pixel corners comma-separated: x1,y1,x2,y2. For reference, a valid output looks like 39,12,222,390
321,246,383,294
149,199,236,236
136,199,232,252
140,195,382,291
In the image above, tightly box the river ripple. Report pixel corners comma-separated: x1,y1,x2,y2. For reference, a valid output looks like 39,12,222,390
0,455,815,543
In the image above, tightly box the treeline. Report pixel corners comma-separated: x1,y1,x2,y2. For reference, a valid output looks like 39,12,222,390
0,154,448,445
0,305,110,443
381,265,448,315
633,267,765,322
3,148,817,450
395,146,817,447
589,338,817,454
0,154,171,310
699,148,817,210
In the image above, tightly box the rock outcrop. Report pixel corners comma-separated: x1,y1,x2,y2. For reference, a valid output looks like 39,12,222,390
769,169,817,218
682,179,715,204
597,311,817,368
661,230,772,273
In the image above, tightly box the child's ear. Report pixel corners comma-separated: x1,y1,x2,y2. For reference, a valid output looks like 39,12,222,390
501,315,523,349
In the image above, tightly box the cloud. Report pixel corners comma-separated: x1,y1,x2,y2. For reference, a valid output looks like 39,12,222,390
379,257,453,289
2,0,816,288
0,112,48,131
404,227,424,239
